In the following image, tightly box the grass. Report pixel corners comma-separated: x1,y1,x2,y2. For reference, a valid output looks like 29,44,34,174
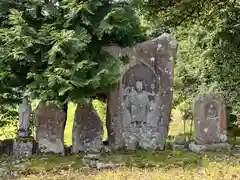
0,150,239,179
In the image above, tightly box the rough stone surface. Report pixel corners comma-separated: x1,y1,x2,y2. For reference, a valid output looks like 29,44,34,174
172,144,185,151
72,102,103,153
104,33,178,150
35,103,66,155
13,139,33,158
84,154,101,160
189,142,230,153
96,162,122,170
193,94,227,145
174,135,186,145
234,145,240,157
189,142,206,154
235,145,240,151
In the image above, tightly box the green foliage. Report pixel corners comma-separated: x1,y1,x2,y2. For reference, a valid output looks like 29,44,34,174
0,0,144,107
174,1,240,130
0,105,18,127
133,0,240,135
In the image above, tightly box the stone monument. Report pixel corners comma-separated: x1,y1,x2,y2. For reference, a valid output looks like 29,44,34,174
18,96,32,137
190,94,229,153
72,101,103,153
35,103,66,155
104,33,178,150
13,96,34,158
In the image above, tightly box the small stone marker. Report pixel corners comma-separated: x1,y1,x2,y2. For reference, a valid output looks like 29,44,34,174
18,96,32,137
72,102,103,153
193,94,227,144
35,103,66,155
190,94,228,153
104,33,178,150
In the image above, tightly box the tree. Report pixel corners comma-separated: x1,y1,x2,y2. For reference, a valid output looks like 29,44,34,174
132,0,240,136
0,0,144,105
0,0,145,129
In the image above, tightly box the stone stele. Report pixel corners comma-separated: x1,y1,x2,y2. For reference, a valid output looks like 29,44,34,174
18,97,32,137
104,33,178,150
72,101,103,153
35,103,66,155
193,94,227,145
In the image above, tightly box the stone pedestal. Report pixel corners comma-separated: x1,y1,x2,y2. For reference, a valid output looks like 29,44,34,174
13,137,34,158
189,142,230,154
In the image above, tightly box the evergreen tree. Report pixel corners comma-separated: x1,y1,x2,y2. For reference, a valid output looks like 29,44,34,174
0,0,144,107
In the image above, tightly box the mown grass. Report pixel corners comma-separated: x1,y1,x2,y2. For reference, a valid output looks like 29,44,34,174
0,150,239,180
18,165,240,180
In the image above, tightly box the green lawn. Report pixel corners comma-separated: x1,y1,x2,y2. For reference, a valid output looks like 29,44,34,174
0,150,239,179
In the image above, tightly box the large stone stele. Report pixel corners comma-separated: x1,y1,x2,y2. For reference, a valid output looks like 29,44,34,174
35,103,66,155
104,33,178,150
72,102,103,153
193,94,228,145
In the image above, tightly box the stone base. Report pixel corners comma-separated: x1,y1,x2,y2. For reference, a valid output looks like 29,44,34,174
13,137,34,158
38,139,64,155
172,144,185,151
72,136,103,153
189,142,230,154
122,126,165,151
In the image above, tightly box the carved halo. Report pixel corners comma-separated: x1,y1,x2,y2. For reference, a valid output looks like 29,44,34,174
204,100,220,119
122,61,159,94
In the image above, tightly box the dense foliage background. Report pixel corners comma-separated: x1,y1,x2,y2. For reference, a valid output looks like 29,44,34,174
133,0,240,136
0,0,144,126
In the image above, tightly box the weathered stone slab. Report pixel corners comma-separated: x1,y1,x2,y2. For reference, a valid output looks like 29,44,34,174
96,162,122,170
171,144,185,151
193,94,227,145
189,142,230,154
35,103,66,155
174,135,186,145
13,138,33,158
72,102,103,153
104,33,178,150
